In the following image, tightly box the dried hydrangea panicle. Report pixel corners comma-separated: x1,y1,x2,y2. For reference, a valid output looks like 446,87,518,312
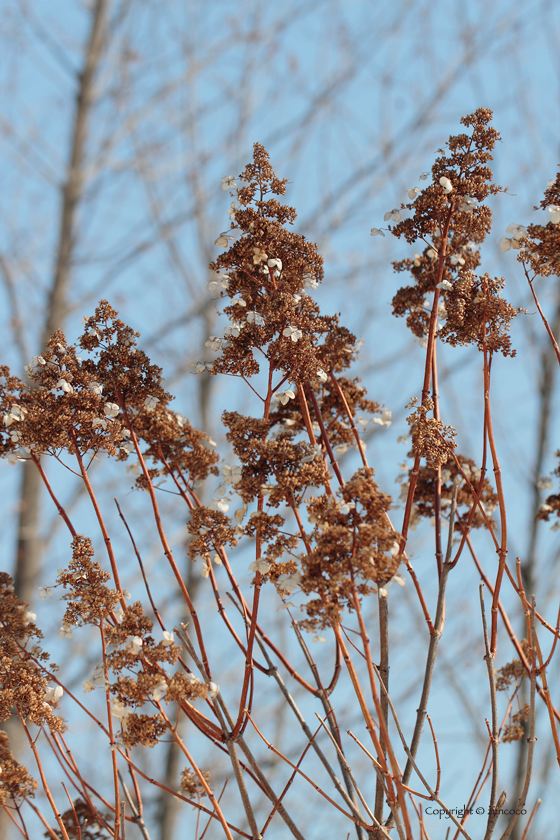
216,410,332,543
408,454,497,530
300,469,398,630
1,311,164,462
519,169,560,276
49,800,112,840
0,730,37,806
188,505,240,568
187,145,400,631
1,302,220,512
496,642,529,691
0,573,63,733
132,404,220,491
502,705,531,743
388,109,507,342
78,600,207,749
437,272,521,357
0,367,28,461
207,143,365,385
536,451,560,528
58,535,119,628
181,767,212,798
406,398,456,469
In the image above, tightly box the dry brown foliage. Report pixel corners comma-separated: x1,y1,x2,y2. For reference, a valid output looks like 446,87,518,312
1,110,559,840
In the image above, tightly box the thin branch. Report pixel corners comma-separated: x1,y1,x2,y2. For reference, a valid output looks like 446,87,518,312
290,619,368,840
177,623,306,840
375,589,389,824
519,799,541,840
479,585,500,840
18,716,71,840
156,705,235,840
367,670,474,840
401,482,459,788
245,712,373,832
499,599,538,840
525,267,560,366
118,772,152,840
247,613,366,824
426,716,441,797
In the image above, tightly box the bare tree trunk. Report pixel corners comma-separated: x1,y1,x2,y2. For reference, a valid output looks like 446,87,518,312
157,729,181,840
511,280,560,840
2,6,109,839
14,0,109,604
521,283,560,596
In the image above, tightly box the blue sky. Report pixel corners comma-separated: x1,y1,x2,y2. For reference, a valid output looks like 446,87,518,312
1,1,560,837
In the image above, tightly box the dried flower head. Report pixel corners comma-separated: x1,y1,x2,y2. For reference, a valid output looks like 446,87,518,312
46,799,112,840
406,398,456,468
208,144,361,384
388,109,524,358
520,170,560,277
502,705,531,743
0,730,37,806
58,536,119,627
409,454,497,530
180,767,212,798
0,574,63,732
300,469,397,630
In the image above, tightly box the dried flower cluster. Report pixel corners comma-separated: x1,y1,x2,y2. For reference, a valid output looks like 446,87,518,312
0,574,62,733
502,706,531,744
0,731,37,807
389,108,521,358
0,111,558,840
409,453,497,530
519,172,560,277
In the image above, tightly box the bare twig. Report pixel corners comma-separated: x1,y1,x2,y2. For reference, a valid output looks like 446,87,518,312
401,482,459,788
177,624,306,840
499,599,538,840
118,772,152,840
479,585,500,840
370,664,474,840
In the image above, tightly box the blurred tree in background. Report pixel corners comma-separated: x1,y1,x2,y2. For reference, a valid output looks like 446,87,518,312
1,1,559,838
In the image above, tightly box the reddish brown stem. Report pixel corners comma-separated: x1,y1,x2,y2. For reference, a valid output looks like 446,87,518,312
157,705,235,840
466,532,560,723
245,713,374,831
30,451,77,537
259,722,323,836
48,734,113,832
331,625,410,836
398,205,454,558
117,749,251,838
18,716,71,840
118,400,212,676
525,266,560,365
305,381,344,487
481,344,508,654
328,374,368,468
99,616,121,839
431,345,443,577
114,497,165,630
70,430,127,610
426,715,441,796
